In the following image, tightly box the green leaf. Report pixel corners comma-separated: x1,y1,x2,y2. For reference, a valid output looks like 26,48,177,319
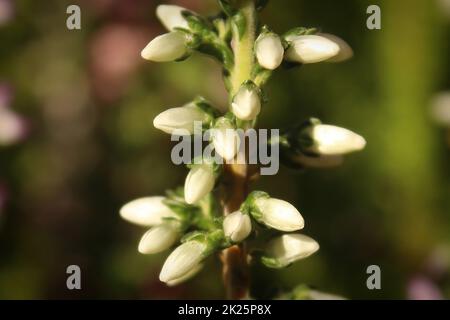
218,0,236,16
165,187,185,202
283,27,318,39
241,190,269,221
261,256,286,269
182,11,211,34
180,231,208,243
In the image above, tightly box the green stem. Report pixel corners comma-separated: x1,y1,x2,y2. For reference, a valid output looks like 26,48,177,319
221,0,256,300
230,0,256,96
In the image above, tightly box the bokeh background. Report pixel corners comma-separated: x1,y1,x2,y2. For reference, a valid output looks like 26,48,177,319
1,0,449,299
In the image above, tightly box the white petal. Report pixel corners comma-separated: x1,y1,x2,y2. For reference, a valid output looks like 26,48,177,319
231,87,261,120
223,211,252,242
285,35,339,64
184,164,215,204
212,118,240,160
156,5,190,31
138,222,180,254
166,263,203,286
255,198,304,231
119,196,176,226
266,234,319,267
318,33,353,63
141,32,187,62
153,103,209,135
159,241,206,283
256,34,284,70
311,125,366,155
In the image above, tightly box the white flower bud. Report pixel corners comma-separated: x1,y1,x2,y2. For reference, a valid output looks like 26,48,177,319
309,124,366,155
285,35,339,64
223,211,252,242
156,5,190,31
141,31,188,62
153,103,210,135
318,33,353,63
138,221,180,254
184,163,215,204
255,33,284,70
212,117,240,160
231,84,261,120
264,234,319,268
253,197,304,232
119,196,177,227
159,241,207,283
166,263,203,286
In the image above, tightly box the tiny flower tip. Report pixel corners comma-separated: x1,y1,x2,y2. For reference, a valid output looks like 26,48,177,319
153,104,207,135
140,32,187,62
166,263,203,286
137,223,179,254
184,190,198,205
119,196,176,227
255,197,305,232
184,164,215,204
159,270,170,283
312,125,367,155
266,234,319,267
354,135,367,150
159,241,206,283
156,4,190,31
286,35,340,64
319,33,354,63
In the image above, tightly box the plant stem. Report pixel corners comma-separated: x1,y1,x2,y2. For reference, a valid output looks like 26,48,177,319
221,0,256,300
230,0,256,96
221,162,250,299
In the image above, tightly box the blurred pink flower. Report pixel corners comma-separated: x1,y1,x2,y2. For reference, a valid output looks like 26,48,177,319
407,275,443,300
0,108,27,146
89,24,150,103
0,0,14,26
0,84,28,146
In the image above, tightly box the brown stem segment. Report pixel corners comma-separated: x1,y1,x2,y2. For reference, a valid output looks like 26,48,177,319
221,163,250,299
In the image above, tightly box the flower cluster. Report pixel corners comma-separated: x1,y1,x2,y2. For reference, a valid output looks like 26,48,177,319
121,189,320,284
120,1,366,293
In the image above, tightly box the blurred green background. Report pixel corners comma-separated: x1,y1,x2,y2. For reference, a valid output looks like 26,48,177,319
0,0,449,299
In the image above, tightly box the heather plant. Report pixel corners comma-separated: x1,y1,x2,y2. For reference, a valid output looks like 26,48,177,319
120,0,365,299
